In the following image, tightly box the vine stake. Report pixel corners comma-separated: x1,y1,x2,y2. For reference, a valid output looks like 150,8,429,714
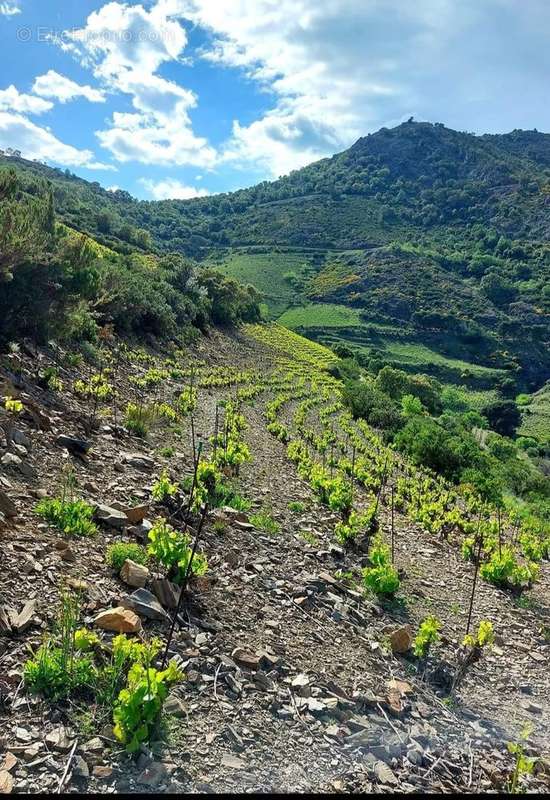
465,522,484,638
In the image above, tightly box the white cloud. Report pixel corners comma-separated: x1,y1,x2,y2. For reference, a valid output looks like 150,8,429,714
0,2,21,16
174,0,415,175
0,112,115,170
140,177,210,199
63,1,216,167
32,70,106,104
0,85,53,115
106,185,120,192
175,0,550,177
43,0,550,182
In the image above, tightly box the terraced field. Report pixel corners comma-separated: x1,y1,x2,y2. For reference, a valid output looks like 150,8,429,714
519,381,550,441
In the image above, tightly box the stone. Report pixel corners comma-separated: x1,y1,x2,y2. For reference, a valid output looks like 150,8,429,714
234,521,255,531
0,770,13,794
127,588,170,622
82,738,104,754
13,600,36,633
521,700,543,714
231,647,262,671
55,435,90,458
137,762,169,788
92,766,113,779
72,756,90,780
120,559,149,589
45,726,73,752
0,755,16,774
12,429,31,451
164,694,187,718
124,453,154,471
374,761,398,786
94,607,141,633
291,673,310,697
389,625,413,654
1,453,20,468
130,519,153,543
0,490,16,518
0,453,36,479
15,728,31,743
123,505,149,525
407,748,424,766
60,547,76,563
94,504,128,530
221,754,245,770
151,578,181,609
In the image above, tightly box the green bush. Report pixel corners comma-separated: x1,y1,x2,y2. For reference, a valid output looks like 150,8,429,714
480,546,538,589
36,496,97,537
147,518,208,582
113,660,182,753
362,535,400,596
106,542,148,572
24,591,96,699
124,403,156,437
342,379,402,433
413,615,442,657
151,469,179,502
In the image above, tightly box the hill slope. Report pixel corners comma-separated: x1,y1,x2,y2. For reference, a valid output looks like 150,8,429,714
0,325,548,793
2,121,550,393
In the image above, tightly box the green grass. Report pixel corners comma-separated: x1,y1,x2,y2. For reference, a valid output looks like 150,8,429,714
277,303,362,329
250,509,281,535
380,341,505,379
209,251,318,318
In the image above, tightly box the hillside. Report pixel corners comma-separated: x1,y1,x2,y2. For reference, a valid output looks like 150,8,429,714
2,121,549,398
0,324,548,793
0,152,549,794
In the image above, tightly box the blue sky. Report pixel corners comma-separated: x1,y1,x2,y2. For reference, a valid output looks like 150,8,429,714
1,0,549,200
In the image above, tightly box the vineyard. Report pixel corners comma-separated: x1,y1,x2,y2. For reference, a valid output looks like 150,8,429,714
0,322,549,793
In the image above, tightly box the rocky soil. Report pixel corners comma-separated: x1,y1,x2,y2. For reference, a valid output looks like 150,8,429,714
0,329,548,794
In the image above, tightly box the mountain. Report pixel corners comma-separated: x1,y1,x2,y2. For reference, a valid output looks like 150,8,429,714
2,120,549,392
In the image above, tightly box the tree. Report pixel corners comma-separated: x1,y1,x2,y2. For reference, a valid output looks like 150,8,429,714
481,400,521,437
480,272,517,306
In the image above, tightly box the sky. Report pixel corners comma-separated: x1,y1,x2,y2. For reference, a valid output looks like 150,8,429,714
0,0,549,200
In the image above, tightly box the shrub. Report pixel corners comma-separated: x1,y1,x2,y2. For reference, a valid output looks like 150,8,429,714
362,535,400,596
480,547,538,590
463,619,494,649
24,640,97,699
334,505,377,545
151,469,179,503
147,518,208,582
413,615,442,657
36,496,97,537
24,592,96,699
106,542,148,572
481,400,521,437
74,628,100,652
124,403,156,437
342,379,402,433
113,660,182,753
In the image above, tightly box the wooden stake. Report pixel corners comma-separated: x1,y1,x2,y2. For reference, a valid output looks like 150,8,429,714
465,526,484,638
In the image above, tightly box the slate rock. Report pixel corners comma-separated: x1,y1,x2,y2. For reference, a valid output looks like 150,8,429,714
128,588,170,622
94,504,128,530
0,489,16,518
151,578,181,609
